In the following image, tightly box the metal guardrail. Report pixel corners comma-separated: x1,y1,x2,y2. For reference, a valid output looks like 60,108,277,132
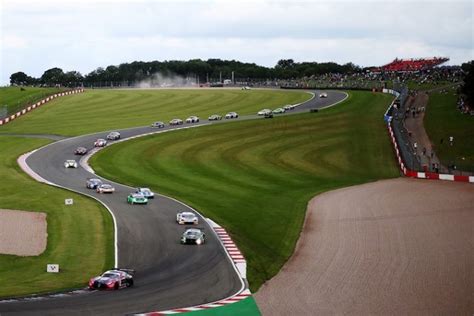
385,84,422,171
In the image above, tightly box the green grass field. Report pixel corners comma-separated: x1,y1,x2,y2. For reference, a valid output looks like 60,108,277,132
0,86,65,117
0,136,114,298
181,297,260,315
424,91,474,172
0,89,311,136
91,90,399,291
385,80,459,91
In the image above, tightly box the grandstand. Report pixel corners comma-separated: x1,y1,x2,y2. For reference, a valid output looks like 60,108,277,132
373,57,449,73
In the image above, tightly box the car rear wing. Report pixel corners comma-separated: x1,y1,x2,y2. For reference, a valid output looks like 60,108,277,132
185,227,204,231
111,268,136,275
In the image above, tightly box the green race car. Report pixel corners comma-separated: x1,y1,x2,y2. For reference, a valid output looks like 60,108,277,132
127,193,148,205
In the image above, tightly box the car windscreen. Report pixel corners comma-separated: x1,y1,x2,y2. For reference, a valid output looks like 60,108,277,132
102,273,118,278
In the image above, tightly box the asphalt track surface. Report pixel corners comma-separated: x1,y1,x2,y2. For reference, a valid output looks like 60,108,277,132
0,90,347,315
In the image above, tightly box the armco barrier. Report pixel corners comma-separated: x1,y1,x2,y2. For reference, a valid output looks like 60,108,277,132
387,115,474,184
0,89,84,126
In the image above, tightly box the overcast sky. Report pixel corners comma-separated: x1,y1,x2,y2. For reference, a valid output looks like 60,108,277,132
1,0,472,85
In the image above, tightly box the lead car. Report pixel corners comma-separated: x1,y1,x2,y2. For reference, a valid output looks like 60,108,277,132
89,268,134,290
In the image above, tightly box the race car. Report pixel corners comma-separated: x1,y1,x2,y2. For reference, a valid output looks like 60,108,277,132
89,268,134,290
208,114,222,121
151,121,165,128
176,211,199,225
136,187,154,199
258,109,272,116
64,160,78,168
181,228,205,245
241,86,251,90
169,118,183,125
97,183,115,194
283,104,296,111
272,108,286,114
225,112,239,119
186,116,200,123
319,92,328,98
127,193,148,205
94,139,107,147
107,131,121,140
74,147,88,155
86,178,103,189
264,112,274,119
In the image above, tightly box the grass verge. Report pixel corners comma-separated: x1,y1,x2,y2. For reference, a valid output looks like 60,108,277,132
424,91,474,172
0,136,114,298
181,297,260,315
0,86,65,116
90,90,399,291
0,89,311,136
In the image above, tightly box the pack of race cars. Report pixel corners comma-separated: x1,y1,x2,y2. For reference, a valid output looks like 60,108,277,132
68,93,331,291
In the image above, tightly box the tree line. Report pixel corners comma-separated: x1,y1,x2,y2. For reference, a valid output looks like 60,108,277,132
9,59,361,87
460,61,473,108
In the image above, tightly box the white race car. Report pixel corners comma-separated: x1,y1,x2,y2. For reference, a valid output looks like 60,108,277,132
151,121,165,128
176,211,199,225
136,187,154,199
225,112,239,119
186,116,200,123
64,160,78,168
169,119,183,125
94,139,107,147
208,114,222,121
257,109,272,116
107,132,121,140
97,183,115,194
283,104,296,111
319,92,328,98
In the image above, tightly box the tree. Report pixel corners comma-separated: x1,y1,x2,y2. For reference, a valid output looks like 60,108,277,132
276,59,295,69
41,67,65,86
10,72,31,85
460,61,473,107
63,71,83,87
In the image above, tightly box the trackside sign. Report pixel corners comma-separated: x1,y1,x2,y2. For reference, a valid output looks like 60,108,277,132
47,264,60,273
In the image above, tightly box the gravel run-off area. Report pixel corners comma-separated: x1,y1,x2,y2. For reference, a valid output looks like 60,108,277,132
255,178,474,315
0,209,47,256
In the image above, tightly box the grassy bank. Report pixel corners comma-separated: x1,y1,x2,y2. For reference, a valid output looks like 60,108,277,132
0,137,114,298
0,89,311,136
91,91,398,291
424,91,474,172
0,86,65,116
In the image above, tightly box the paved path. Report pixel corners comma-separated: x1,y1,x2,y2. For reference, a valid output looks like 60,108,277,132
404,92,446,173
255,178,474,315
403,91,471,176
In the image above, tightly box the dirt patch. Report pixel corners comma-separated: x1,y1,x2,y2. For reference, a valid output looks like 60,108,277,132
255,178,474,315
0,209,47,256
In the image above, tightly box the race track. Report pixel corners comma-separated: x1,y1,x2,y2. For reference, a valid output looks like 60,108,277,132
0,90,347,315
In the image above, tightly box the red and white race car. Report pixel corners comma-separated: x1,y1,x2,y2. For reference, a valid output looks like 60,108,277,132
94,139,107,147
89,268,134,290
